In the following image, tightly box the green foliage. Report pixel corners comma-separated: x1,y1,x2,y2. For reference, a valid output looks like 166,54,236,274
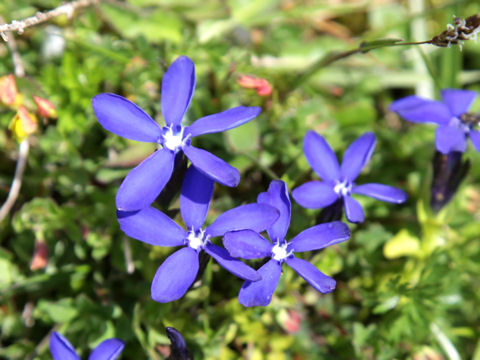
1,0,480,359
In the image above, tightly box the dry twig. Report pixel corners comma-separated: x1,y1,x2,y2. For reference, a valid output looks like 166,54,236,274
0,0,98,41
0,15,30,222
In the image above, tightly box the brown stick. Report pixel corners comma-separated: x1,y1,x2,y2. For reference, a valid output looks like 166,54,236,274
0,15,30,222
0,0,98,41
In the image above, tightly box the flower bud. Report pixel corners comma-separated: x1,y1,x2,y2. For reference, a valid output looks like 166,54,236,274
0,74,22,108
431,151,470,212
33,95,57,118
30,240,49,271
237,74,272,96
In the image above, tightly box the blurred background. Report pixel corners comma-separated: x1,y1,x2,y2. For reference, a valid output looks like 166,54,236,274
0,0,479,359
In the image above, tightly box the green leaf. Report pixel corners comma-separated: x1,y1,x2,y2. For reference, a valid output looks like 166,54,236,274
35,298,79,323
225,120,259,153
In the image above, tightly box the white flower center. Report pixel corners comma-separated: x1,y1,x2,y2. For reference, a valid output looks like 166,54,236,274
334,180,351,197
448,116,473,135
271,241,292,262
161,126,191,152
186,228,209,251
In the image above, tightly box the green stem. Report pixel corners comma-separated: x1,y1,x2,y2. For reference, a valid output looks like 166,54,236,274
290,39,433,91
238,151,279,180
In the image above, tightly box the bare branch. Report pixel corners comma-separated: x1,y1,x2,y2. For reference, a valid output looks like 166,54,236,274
0,16,25,77
0,0,98,41
0,14,29,222
0,139,30,222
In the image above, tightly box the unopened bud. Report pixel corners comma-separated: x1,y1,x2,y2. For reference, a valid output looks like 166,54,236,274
431,151,470,212
237,74,273,96
166,327,192,360
0,74,22,108
33,95,57,118
30,240,48,271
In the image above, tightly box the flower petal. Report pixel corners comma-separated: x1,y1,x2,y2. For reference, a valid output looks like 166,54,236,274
88,339,124,360
206,203,279,238
257,180,291,241
470,129,480,152
435,125,467,154
343,195,364,223
49,332,80,360
441,89,477,116
92,93,161,142
116,149,175,211
340,132,376,182
238,259,282,307
291,181,338,209
161,56,196,127
183,145,239,187
286,256,336,293
205,243,261,281
117,207,185,247
223,229,272,259
303,131,340,181
180,165,214,230
389,96,451,124
290,221,350,252
188,106,261,137
352,183,407,203
151,247,199,303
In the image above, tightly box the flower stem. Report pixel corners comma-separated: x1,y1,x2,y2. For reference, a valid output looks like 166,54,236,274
289,39,432,92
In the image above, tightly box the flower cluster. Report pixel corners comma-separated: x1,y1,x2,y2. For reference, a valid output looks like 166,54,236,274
91,56,370,308
41,52,423,354
118,166,279,302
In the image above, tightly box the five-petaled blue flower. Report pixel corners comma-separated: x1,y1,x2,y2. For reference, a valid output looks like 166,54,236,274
49,331,124,360
117,165,279,303
291,131,407,223
389,89,480,154
223,180,350,307
92,56,261,211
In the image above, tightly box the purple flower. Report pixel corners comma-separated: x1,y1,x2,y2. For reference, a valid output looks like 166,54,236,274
291,131,407,223
92,56,261,211
389,89,480,154
223,180,350,307
49,332,124,360
117,165,279,303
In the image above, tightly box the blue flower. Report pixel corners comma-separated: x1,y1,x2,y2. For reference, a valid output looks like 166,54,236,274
92,56,261,211
389,89,480,154
223,180,350,307
49,332,124,360
292,131,407,223
117,165,279,303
